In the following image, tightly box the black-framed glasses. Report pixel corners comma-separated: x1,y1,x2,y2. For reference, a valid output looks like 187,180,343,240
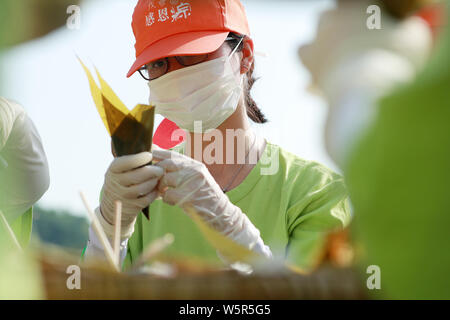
138,35,244,81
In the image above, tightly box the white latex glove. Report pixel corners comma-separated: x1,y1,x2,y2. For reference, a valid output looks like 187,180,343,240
98,152,164,240
152,149,272,261
0,97,49,220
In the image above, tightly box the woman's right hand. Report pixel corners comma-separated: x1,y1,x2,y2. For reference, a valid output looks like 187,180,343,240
99,152,164,235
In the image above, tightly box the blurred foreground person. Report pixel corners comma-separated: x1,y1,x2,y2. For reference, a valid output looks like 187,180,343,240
0,98,49,299
0,97,49,247
0,0,68,248
300,0,450,298
298,0,434,270
0,0,69,300
347,3,450,299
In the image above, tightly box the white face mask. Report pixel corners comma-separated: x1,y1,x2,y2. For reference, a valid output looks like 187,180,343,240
148,48,244,133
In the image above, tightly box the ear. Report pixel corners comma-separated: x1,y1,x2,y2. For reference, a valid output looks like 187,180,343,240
240,37,254,74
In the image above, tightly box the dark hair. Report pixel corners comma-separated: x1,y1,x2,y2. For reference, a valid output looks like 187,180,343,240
228,33,268,124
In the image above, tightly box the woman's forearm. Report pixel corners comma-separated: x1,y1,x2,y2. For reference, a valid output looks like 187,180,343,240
84,224,129,268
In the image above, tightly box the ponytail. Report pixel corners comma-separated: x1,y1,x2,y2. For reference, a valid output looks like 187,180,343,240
229,33,268,124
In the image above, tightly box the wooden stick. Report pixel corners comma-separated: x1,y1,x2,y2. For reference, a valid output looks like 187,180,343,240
0,210,22,252
133,233,174,270
113,200,122,268
79,191,119,272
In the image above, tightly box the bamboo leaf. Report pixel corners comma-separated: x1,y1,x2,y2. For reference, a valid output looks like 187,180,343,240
184,206,261,264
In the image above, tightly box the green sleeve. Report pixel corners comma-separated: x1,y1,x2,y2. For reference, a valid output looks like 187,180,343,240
284,162,351,271
344,5,450,298
9,207,33,248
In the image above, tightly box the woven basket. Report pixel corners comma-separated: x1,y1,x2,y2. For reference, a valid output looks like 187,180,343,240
39,251,367,300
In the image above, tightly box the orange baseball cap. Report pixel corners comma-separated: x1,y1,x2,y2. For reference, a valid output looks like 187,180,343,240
127,0,251,78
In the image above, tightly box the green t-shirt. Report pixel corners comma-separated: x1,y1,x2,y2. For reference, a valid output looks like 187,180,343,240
124,141,351,271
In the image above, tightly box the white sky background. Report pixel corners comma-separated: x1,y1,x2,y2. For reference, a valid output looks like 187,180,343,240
0,0,336,216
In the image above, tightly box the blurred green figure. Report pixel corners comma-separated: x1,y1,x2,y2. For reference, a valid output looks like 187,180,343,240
0,98,49,300
299,0,449,298
347,2,450,299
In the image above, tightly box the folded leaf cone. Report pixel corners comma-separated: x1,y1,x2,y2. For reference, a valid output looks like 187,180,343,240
79,58,155,219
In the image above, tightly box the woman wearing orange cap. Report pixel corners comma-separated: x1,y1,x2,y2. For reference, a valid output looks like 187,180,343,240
85,0,351,272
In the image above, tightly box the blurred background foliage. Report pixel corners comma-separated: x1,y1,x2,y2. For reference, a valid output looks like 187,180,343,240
32,206,88,252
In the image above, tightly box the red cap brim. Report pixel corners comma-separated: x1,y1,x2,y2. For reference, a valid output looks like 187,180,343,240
127,31,229,78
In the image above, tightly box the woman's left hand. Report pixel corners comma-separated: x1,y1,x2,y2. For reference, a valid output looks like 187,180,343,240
152,148,236,232
152,148,272,259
